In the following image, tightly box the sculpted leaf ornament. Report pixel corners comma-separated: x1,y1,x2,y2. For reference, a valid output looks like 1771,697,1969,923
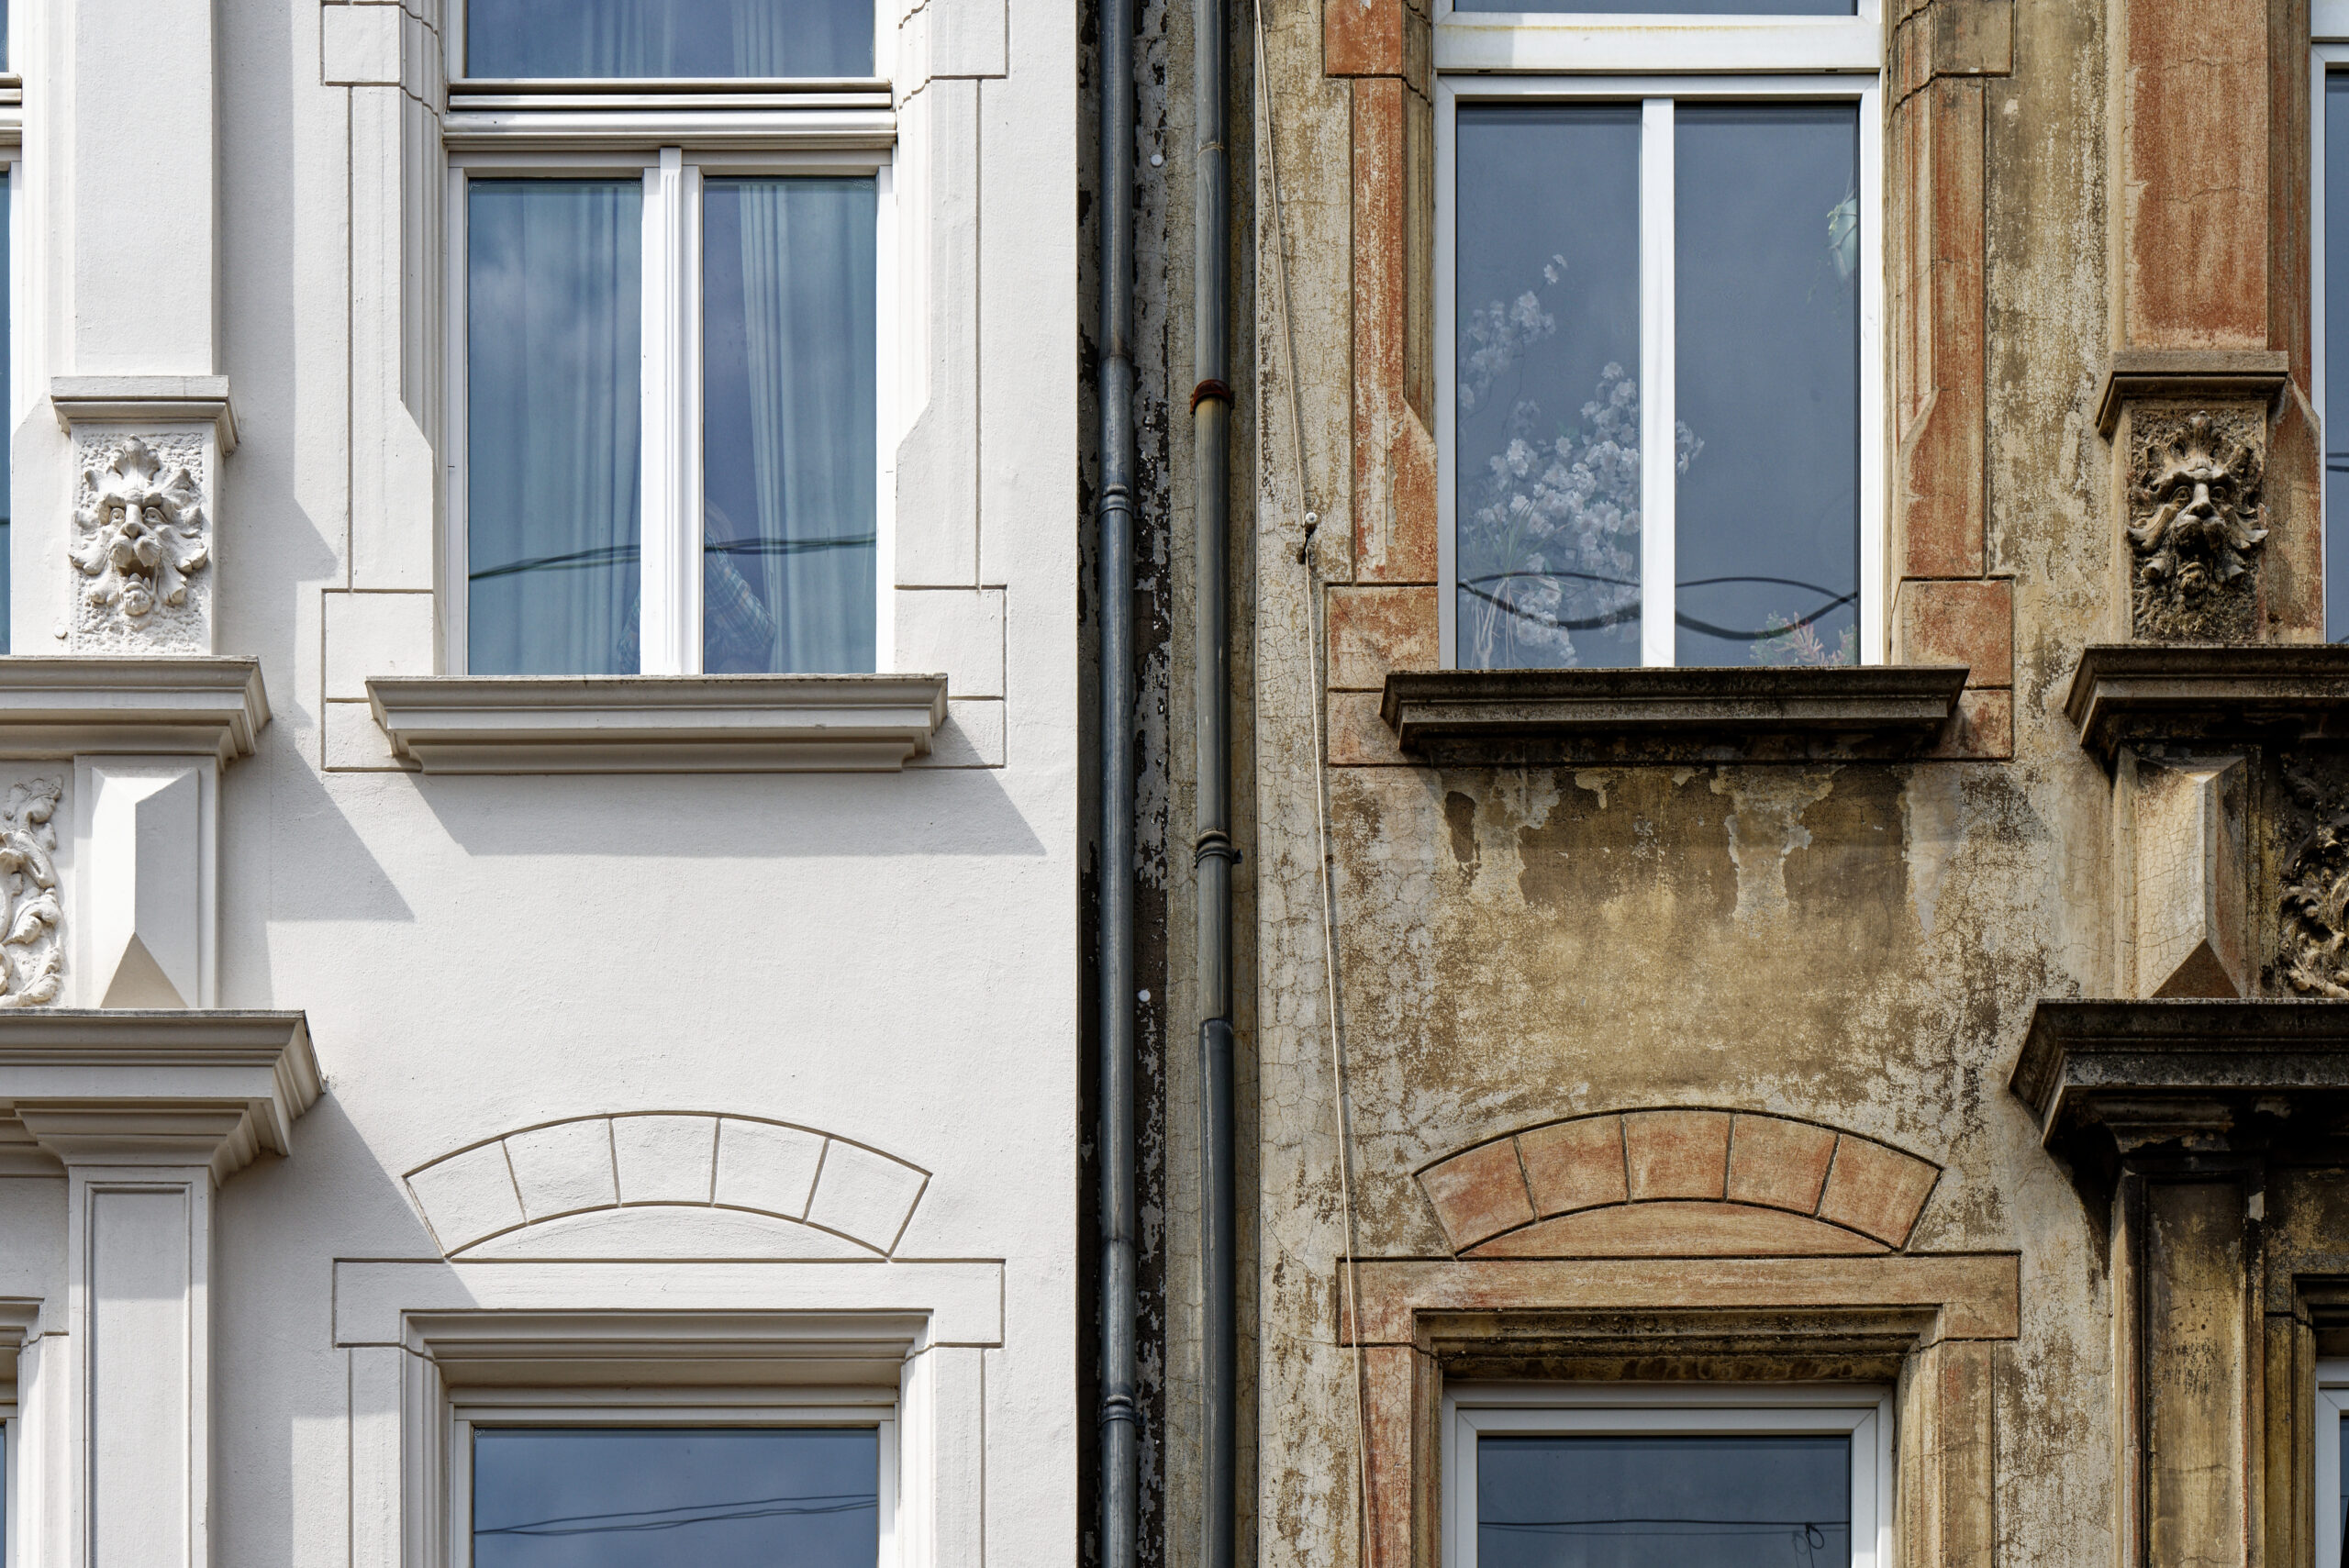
70,439,210,622
2282,758,2349,997
0,779,62,1008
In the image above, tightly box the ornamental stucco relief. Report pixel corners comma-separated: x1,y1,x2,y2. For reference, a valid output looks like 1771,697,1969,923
2126,409,2266,642
0,778,63,1008
68,435,211,649
2282,752,2349,996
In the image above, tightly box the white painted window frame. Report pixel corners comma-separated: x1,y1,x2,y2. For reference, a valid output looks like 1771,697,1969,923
444,0,896,90
448,1389,899,1568
442,142,896,675
1442,1381,1894,1568
2310,19,2349,639
1433,10,1885,670
2318,1360,2349,1568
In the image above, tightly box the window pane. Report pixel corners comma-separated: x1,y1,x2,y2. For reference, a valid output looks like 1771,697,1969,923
702,177,878,673
2340,1410,2347,1554
1,168,12,654
466,0,872,79
1479,1433,1851,1568
2328,74,2349,641
1675,104,1860,666
473,1428,878,1568
467,180,641,676
1455,105,1643,670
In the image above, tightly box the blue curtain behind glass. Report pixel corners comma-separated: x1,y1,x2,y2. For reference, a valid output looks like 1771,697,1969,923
467,180,642,675
473,1428,877,1568
467,0,871,79
702,177,877,673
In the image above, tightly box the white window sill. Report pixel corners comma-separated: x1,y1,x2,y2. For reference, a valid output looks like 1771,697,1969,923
0,655,270,762
365,672,950,774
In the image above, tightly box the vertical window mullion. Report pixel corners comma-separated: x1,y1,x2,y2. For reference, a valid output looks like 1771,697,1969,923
683,161,706,673
1857,84,1886,663
1638,96,1675,669
640,147,692,675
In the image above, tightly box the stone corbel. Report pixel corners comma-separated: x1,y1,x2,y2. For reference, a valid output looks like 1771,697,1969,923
50,377,236,656
0,1010,317,1568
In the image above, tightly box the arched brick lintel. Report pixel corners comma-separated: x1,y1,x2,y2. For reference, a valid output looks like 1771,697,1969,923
1416,1107,1942,1256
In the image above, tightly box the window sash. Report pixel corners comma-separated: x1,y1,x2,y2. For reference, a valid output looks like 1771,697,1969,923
2310,43,2349,640
1434,74,1883,670
1442,1384,1891,1568
445,0,894,86
2319,1364,2349,1568
443,148,893,676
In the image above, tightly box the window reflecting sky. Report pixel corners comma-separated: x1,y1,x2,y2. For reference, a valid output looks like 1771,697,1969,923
2327,75,2349,640
473,1428,879,1568
1479,1434,1851,1568
1454,104,1643,671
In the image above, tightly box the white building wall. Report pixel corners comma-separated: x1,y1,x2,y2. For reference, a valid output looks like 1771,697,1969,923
0,0,1078,1560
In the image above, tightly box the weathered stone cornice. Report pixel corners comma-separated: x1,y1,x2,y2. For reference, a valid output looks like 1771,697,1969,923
2065,643,2349,761
2093,348,2290,437
2011,998,2349,1151
0,655,268,761
1378,665,1968,763
368,673,950,773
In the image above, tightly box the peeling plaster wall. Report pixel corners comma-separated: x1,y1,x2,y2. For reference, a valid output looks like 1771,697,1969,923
1232,0,2137,1562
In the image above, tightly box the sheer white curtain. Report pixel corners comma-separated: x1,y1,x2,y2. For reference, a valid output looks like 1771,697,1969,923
466,180,643,675
466,0,870,79
703,178,877,673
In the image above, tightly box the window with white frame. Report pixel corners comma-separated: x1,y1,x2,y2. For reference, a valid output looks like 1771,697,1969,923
445,0,891,678
2318,1362,2349,1568
451,1393,893,1568
1443,1385,1890,1568
1436,3,1882,671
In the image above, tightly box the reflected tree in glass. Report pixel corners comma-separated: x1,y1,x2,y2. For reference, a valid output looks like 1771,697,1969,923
473,1428,878,1568
1479,1433,1851,1568
467,0,873,80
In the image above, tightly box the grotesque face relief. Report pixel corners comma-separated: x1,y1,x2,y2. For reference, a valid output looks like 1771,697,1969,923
70,437,210,626
2126,409,2267,641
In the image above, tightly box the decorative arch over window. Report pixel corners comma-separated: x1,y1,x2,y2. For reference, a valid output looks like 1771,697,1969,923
1415,1107,1940,1258
404,1112,930,1259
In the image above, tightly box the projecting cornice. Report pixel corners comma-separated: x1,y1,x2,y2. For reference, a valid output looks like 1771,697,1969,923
367,673,950,773
0,1009,318,1178
0,656,269,762
2064,643,2349,762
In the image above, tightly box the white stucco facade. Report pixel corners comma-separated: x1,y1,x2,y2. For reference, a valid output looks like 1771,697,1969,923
0,0,1078,1563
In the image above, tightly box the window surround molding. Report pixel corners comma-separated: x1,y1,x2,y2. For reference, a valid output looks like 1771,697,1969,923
337,1257,1001,1568
2319,1363,2349,1568
1441,1382,1893,1568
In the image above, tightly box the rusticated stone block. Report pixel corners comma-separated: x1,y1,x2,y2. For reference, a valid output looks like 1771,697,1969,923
1329,690,1408,765
1518,1116,1628,1217
1818,1135,1942,1245
1724,1114,1839,1215
1897,578,2012,687
1927,688,2012,760
1622,1109,1731,1201
1417,1138,1532,1250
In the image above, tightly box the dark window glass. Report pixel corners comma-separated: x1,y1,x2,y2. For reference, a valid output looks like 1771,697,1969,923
2,168,12,654
466,180,643,676
2328,75,2349,640
1478,1433,1852,1568
466,0,873,79
1675,103,1860,666
702,177,877,673
1455,104,1643,670
473,1427,879,1568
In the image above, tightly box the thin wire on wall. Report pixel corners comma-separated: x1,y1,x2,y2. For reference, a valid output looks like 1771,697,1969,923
1249,1,1373,1551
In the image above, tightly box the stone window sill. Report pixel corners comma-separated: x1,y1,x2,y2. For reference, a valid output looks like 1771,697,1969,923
365,673,950,774
2065,643,2349,761
0,655,269,762
1378,664,1969,763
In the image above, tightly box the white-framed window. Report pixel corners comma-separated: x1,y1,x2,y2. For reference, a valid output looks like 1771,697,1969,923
1435,2,1882,672
449,1389,896,1568
440,0,896,679
2317,1361,2349,1567
1442,1383,1892,1567
2311,5,2349,640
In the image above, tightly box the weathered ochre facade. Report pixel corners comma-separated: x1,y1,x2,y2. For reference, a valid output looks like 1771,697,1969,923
1090,0,2349,1560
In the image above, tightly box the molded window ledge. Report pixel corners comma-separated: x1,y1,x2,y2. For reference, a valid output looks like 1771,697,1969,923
366,673,951,774
1378,665,1969,763
2065,643,2349,762
0,1009,318,1179
0,655,269,762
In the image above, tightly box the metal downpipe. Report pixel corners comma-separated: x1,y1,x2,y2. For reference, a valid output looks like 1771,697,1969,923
1191,0,1235,1553
1095,0,1140,1553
